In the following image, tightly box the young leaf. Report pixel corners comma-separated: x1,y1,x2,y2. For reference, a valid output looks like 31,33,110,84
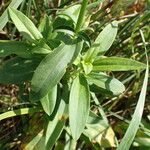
0,40,33,58
8,7,43,41
94,21,118,52
0,0,24,30
58,4,81,24
40,85,57,116
30,41,82,101
93,57,146,71
84,21,118,62
87,73,125,96
0,57,40,84
38,15,53,40
69,74,90,140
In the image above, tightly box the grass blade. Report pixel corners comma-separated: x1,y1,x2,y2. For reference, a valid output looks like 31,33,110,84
117,30,149,150
0,107,41,121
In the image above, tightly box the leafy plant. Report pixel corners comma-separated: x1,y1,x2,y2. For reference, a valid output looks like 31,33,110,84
0,1,148,150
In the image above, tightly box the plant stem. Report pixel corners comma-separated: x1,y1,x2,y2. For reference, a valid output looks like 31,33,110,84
75,0,88,33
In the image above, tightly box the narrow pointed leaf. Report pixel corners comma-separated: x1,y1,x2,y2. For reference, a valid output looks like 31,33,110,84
40,85,57,116
45,116,65,150
69,74,90,140
45,88,68,150
117,62,149,150
30,42,82,101
94,21,118,53
84,21,118,62
117,29,149,150
0,0,24,30
8,8,43,41
93,57,146,71
38,15,53,40
87,73,125,96
0,57,40,84
0,40,33,58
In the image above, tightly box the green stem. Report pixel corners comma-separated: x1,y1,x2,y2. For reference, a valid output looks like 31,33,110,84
75,0,88,33
70,139,77,150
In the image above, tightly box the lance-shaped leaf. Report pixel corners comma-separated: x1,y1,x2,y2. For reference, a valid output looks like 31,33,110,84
40,85,57,116
30,41,83,101
94,21,118,53
0,57,40,84
87,73,125,96
69,74,90,140
84,21,118,62
8,7,43,41
45,86,68,150
57,4,81,24
0,40,33,58
38,15,53,40
93,57,146,71
0,0,24,30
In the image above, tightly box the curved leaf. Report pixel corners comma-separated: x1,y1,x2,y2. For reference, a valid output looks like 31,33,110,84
87,73,125,96
40,85,57,116
0,57,40,84
0,40,33,58
117,29,149,150
8,7,43,41
69,74,90,140
93,57,146,71
30,41,82,101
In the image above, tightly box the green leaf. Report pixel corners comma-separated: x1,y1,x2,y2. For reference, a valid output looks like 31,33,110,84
8,7,43,41
40,85,57,116
38,15,53,40
117,62,149,150
69,74,90,140
0,107,41,121
0,0,24,30
94,21,118,52
0,40,33,58
93,57,146,71
87,72,125,96
84,21,118,62
45,115,65,150
30,42,82,101
81,61,93,75
0,57,41,84
58,4,81,24
31,39,51,54
45,87,68,150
